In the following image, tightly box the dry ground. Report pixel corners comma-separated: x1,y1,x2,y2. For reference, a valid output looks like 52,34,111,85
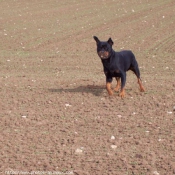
0,0,175,174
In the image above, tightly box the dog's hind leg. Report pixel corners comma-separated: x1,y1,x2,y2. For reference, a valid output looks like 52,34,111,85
119,73,126,98
114,77,120,92
138,78,145,92
132,66,145,92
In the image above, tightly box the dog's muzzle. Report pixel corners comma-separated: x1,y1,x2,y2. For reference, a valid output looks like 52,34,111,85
98,51,109,59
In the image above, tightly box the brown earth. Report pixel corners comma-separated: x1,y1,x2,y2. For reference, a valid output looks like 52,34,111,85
0,0,175,174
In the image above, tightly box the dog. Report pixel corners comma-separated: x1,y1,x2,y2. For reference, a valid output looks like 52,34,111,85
93,36,145,97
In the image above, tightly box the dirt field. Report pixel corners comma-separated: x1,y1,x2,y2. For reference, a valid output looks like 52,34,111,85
0,0,175,174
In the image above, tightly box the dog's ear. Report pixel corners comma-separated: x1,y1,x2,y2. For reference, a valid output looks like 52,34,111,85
93,36,100,44
107,38,114,46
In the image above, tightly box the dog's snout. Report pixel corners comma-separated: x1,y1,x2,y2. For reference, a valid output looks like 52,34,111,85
98,51,109,59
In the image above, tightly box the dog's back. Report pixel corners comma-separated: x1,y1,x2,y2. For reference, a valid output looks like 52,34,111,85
116,50,138,72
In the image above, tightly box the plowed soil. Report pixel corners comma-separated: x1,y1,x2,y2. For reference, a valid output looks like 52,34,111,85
0,0,175,174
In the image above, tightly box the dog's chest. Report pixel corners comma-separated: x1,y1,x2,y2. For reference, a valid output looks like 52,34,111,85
102,55,119,72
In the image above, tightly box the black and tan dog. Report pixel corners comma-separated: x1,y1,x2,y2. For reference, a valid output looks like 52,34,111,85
93,36,145,97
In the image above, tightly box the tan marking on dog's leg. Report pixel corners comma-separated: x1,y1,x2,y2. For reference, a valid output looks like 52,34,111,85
114,77,120,92
119,88,125,98
106,82,113,95
138,78,145,92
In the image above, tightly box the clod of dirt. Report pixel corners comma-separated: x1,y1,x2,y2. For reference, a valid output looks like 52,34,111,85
111,145,117,149
153,171,160,175
75,147,84,154
65,103,72,107
21,115,27,118
111,136,115,140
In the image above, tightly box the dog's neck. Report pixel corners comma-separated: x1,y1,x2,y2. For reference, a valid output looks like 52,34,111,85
110,49,115,58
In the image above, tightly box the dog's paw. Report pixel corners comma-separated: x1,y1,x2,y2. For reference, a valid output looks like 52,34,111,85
108,90,113,96
140,87,145,92
119,90,125,98
114,86,120,92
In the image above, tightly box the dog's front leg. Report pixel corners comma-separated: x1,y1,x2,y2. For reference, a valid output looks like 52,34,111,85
105,73,113,95
106,82,113,95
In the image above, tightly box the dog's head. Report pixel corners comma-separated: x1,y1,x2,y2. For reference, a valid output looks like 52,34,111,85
93,36,114,59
